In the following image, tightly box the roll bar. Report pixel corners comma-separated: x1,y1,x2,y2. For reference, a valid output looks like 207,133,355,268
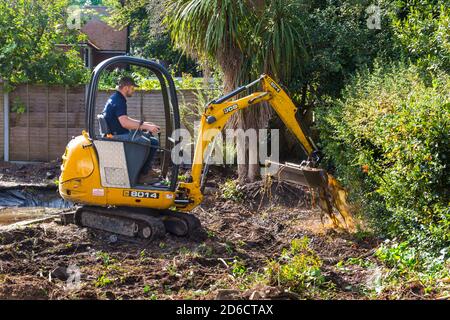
85,56,181,191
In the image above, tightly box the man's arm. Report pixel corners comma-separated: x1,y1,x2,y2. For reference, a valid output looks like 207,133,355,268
118,115,160,134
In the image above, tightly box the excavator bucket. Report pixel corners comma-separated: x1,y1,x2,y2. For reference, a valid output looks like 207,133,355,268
264,160,328,189
264,160,355,231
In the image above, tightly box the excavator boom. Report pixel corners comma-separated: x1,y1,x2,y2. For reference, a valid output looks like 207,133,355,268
177,75,354,230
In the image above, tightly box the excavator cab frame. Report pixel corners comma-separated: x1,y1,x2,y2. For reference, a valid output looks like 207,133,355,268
85,56,181,192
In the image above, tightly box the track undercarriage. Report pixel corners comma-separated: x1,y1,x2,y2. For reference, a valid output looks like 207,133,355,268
71,206,204,241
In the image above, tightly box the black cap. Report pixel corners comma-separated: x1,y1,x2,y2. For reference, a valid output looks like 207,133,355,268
118,76,139,88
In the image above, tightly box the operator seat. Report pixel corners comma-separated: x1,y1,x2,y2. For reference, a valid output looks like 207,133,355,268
97,114,110,138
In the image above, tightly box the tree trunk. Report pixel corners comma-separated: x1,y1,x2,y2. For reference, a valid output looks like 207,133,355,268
219,0,269,183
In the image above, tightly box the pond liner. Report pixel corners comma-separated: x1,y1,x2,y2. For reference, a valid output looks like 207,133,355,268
0,188,73,209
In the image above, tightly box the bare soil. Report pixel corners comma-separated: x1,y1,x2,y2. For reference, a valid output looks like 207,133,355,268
0,162,433,300
0,161,60,185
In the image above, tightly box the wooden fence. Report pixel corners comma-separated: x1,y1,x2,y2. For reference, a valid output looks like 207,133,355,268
1,83,202,162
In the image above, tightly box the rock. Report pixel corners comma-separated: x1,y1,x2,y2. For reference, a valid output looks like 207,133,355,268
46,171,55,179
51,266,69,281
215,289,241,300
243,285,300,300
249,291,263,300
108,234,118,244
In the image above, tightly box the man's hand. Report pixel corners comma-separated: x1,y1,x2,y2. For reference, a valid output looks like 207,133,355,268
143,123,160,134
118,116,160,134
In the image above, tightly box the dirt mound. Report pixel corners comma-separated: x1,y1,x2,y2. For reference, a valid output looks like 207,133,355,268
237,179,311,210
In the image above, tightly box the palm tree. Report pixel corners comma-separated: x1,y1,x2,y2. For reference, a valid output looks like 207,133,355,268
166,0,309,181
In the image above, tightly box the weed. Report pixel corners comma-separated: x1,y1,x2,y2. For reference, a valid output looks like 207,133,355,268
164,285,173,295
338,257,375,269
166,262,178,277
230,259,247,278
220,179,244,202
178,174,189,182
264,237,327,296
197,243,214,257
95,272,113,287
179,246,191,256
142,285,158,299
237,240,246,248
353,227,374,242
97,251,115,266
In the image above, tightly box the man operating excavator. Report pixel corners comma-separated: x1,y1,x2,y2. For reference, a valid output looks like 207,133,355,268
59,56,354,240
101,76,161,184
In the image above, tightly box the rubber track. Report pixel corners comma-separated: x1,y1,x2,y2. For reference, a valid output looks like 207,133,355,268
75,206,165,240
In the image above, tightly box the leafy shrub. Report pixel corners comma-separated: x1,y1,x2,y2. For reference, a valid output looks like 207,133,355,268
11,98,26,114
317,63,450,251
391,2,450,74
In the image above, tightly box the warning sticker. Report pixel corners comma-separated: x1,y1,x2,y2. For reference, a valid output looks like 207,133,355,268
92,189,105,196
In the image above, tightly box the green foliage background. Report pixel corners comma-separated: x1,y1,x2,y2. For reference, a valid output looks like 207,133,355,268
315,0,450,253
0,0,89,85
317,64,449,249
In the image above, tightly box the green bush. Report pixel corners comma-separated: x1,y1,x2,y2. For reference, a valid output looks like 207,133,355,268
317,63,450,251
390,1,450,74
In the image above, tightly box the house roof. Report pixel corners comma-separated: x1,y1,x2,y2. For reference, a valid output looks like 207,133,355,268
80,6,127,52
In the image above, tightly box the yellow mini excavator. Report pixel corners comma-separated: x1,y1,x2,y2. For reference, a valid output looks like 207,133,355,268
59,56,353,240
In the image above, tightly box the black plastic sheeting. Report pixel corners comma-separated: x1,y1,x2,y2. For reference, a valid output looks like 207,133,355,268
0,189,73,208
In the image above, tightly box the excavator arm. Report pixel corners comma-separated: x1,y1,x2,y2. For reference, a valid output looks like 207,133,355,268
176,74,354,230
177,75,315,208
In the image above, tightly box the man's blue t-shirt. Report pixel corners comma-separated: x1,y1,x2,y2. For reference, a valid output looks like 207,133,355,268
102,91,129,135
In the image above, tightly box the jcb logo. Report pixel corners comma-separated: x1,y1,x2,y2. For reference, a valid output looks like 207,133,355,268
223,104,238,114
270,82,281,92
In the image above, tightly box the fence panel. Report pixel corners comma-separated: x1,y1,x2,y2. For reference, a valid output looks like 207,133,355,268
6,85,202,161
